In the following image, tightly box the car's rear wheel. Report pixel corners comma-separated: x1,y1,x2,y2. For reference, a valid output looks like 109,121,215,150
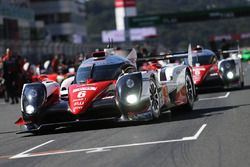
149,79,160,119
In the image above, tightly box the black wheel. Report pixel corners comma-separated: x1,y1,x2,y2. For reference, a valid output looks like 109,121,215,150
239,67,244,89
183,73,195,111
239,75,244,89
241,81,244,88
149,79,160,118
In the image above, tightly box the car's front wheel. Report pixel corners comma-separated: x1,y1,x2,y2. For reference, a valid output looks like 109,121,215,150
149,79,160,119
184,73,195,111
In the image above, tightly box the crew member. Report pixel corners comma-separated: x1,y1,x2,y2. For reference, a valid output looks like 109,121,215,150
2,48,19,104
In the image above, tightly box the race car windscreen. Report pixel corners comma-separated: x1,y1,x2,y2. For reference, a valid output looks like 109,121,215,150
75,63,123,83
192,54,217,66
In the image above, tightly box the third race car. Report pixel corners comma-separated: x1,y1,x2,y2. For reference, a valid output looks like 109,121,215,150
190,46,244,90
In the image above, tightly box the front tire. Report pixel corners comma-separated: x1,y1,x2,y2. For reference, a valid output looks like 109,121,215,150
149,79,160,119
183,73,195,111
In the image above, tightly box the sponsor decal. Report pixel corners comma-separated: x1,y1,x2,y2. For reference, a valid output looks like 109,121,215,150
74,101,84,106
209,73,218,76
73,87,97,93
77,91,86,98
73,98,86,102
73,107,83,112
195,67,206,71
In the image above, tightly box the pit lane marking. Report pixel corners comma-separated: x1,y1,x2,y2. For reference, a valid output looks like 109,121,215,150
9,124,207,159
10,140,55,159
198,92,230,101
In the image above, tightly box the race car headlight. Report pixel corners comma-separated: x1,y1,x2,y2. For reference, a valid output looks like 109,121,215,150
25,105,35,114
126,79,135,88
226,71,234,79
126,94,138,104
22,83,46,115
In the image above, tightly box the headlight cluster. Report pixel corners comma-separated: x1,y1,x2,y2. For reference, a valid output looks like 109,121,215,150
24,88,38,114
125,79,138,104
117,73,142,106
22,83,46,115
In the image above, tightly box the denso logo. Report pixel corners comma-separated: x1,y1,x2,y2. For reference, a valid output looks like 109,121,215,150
73,87,97,93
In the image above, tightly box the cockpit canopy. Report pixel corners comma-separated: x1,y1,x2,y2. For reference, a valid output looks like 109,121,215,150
191,49,217,66
75,54,135,84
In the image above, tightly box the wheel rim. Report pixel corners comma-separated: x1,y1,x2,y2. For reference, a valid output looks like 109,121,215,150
186,75,194,105
150,81,160,118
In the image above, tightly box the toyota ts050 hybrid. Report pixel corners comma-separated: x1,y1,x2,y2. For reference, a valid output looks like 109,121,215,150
189,46,244,90
15,47,196,133
164,45,244,90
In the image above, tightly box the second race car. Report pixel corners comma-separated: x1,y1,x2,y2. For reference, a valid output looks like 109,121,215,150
15,47,196,133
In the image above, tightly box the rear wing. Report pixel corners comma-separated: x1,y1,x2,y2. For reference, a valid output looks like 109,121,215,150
220,48,241,59
221,49,240,54
137,52,188,62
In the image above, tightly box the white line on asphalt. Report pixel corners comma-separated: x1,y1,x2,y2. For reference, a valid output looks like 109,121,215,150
198,92,230,101
86,148,111,154
10,140,55,159
182,124,207,140
9,124,207,159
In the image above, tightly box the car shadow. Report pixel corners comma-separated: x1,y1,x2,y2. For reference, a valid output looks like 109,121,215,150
21,102,250,137
0,130,19,135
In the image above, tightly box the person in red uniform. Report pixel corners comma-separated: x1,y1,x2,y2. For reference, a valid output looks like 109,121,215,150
2,48,19,104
